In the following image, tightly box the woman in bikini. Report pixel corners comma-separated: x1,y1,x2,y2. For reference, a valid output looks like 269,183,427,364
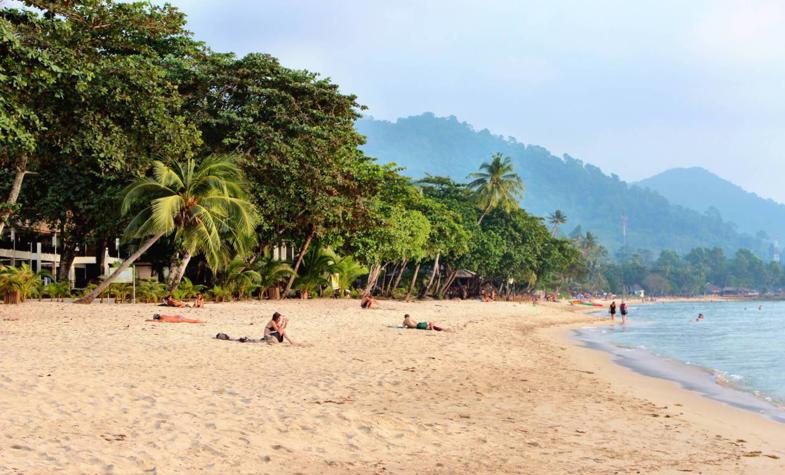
264,312,295,344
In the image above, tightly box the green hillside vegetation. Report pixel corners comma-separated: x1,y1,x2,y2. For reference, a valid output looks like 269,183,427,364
637,167,785,243
357,114,768,257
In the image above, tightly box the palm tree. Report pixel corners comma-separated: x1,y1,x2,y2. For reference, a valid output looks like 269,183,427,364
332,255,368,297
467,153,525,224
548,210,567,236
222,257,262,300
76,155,257,303
252,247,294,299
293,246,337,299
0,264,37,304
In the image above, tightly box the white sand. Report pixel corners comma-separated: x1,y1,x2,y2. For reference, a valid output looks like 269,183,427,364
1,299,784,474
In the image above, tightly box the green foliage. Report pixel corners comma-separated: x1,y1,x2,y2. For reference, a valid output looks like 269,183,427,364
189,52,377,247
43,281,71,302
0,263,38,303
171,277,204,300
468,153,524,223
251,247,295,296
208,284,233,303
122,155,258,271
137,279,166,303
221,258,261,300
293,246,337,297
109,283,132,303
599,246,785,296
332,255,368,296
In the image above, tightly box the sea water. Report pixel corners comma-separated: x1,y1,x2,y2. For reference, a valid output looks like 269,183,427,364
576,300,785,421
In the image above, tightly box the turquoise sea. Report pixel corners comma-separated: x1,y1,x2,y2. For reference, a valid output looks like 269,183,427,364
576,300,785,422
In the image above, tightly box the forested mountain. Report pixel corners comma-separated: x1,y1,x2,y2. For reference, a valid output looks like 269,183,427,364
357,113,768,257
637,167,785,243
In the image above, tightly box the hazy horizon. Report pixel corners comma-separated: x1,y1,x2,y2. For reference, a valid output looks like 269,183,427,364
166,1,785,202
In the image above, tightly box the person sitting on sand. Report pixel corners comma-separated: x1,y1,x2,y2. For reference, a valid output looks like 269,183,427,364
361,294,375,309
163,294,188,308
193,293,205,308
264,312,295,344
148,314,204,323
402,314,444,332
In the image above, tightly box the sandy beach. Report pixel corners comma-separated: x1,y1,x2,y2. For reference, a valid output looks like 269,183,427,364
2,299,784,474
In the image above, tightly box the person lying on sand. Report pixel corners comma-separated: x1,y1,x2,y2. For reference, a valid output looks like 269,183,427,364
163,294,188,308
361,295,375,309
264,312,295,344
148,314,204,323
193,293,205,308
402,314,444,331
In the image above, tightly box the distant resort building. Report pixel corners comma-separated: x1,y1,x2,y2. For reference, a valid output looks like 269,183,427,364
0,222,299,288
0,224,121,287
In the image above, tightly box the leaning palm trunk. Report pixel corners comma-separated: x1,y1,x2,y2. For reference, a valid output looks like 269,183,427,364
477,202,493,225
166,250,192,292
75,232,164,304
284,230,315,297
406,263,421,299
421,253,440,297
0,154,29,238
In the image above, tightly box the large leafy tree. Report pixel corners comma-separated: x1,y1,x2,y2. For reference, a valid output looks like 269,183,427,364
179,52,377,295
0,9,65,237
468,153,525,224
5,0,203,281
76,155,257,303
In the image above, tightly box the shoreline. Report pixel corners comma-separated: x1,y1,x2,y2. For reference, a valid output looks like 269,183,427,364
2,299,785,473
540,322,785,464
573,325,785,422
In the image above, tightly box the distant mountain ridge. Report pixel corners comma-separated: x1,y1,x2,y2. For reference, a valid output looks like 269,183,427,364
636,167,785,243
356,113,768,257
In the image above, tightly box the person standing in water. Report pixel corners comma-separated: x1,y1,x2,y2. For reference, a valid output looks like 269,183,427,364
620,301,628,324
609,301,617,321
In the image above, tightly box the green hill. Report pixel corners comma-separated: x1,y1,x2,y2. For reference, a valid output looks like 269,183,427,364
357,113,768,257
637,167,785,243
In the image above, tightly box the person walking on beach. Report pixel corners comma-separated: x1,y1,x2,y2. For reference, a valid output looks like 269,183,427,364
620,301,628,324
609,301,617,321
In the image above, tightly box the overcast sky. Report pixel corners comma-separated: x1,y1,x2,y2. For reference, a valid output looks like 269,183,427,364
166,0,785,202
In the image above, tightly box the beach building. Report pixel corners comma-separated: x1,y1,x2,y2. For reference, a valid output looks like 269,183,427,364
0,225,121,287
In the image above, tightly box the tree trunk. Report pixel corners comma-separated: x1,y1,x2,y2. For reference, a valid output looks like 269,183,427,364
438,268,459,297
75,232,164,304
390,259,408,296
167,250,192,292
422,253,440,297
95,238,106,277
0,155,29,238
284,230,315,297
406,262,421,299
364,263,382,295
384,261,401,295
477,202,493,225
58,239,76,284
